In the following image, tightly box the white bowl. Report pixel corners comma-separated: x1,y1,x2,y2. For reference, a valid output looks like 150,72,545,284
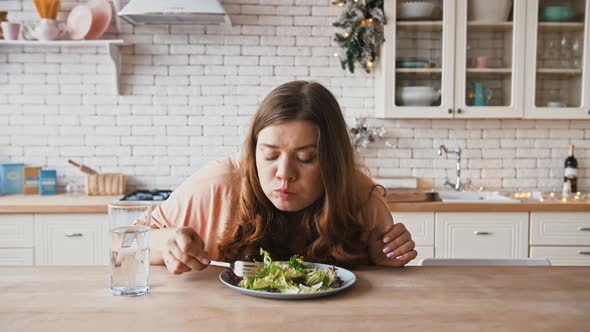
396,86,441,106
468,0,512,22
397,1,436,20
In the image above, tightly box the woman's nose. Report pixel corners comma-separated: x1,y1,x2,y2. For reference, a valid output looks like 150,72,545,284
276,158,296,182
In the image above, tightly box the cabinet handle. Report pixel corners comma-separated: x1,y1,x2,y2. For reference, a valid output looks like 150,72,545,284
457,108,463,114
578,227,590,231
448,108,453,114
578,251,590,255
64,232,83,237
473,231,491,235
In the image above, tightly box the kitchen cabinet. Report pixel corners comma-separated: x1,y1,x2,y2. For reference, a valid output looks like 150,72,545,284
34,214,110,265
529,212,590,265
0,215,34,265
524,0,590,119
376,0,526,118
434,212,529,258
392,212,435,265
0,212,112,266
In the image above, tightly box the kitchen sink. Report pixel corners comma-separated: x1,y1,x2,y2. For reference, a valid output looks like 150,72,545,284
436,191,520,203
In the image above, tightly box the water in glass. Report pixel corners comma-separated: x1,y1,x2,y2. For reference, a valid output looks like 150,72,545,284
110,226,150,296
108,202,152,296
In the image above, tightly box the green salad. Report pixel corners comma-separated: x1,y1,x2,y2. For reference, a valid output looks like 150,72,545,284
235,248,343,294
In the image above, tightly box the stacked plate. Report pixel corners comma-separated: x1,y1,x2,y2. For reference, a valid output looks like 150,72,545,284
66,0,112,40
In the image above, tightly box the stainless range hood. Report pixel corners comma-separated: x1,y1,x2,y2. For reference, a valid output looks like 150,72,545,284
115,0,231,25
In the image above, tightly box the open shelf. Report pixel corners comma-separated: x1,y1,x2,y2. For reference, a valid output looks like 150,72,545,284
0,39,126,95
536,68,583,76
467,68,512,75
468,21,513,31
396,21,443,31
538,22,585,31
396,68,442,74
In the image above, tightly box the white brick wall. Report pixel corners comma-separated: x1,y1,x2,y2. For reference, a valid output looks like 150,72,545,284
0,0,588,192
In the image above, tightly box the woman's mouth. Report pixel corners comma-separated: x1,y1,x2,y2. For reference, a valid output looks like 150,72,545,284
275,188,295,199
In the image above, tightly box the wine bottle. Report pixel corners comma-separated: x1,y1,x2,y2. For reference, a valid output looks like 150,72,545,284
564,144,578,194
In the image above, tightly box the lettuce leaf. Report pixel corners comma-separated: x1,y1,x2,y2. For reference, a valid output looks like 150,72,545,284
237,248,341,294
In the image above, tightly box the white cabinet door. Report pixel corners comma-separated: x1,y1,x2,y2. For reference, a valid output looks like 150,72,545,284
435,212,529,258
34,214,109,265
0,214,34,265
0,248,34,265
530,246,590,266
0,214,34,248
530,212,590,245
376,0,456,118
391,212,435,246
453,0,526,118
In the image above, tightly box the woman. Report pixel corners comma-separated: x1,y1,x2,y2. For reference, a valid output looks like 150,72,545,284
148,80,417,274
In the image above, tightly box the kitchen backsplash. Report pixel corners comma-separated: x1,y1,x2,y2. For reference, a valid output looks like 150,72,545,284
1,0,588,192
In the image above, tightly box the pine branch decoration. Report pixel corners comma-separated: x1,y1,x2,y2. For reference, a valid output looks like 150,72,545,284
332,0,385,73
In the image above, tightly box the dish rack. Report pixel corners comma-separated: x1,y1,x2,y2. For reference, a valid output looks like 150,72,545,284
86,173,126,196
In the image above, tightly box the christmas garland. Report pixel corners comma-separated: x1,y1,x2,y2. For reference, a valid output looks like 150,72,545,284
333,0,386,73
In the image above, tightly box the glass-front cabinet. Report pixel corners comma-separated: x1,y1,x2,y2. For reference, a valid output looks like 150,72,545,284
524,0,590,118
375,0,456,118
375,0,590,119
454,0,526,118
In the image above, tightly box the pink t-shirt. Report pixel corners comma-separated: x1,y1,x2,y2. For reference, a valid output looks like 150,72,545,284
149,155,393,260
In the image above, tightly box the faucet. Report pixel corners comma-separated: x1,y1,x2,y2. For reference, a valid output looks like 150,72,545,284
437,145,465,191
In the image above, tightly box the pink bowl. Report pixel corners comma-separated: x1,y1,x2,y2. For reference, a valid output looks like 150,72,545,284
66,4,93,40
85,0,112,40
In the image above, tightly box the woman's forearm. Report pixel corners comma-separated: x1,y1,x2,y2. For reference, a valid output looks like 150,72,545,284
149,227,177,265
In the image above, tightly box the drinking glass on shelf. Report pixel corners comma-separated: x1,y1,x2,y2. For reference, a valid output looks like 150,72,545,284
559,34,571,69
571,36,582,69
544,38,559,67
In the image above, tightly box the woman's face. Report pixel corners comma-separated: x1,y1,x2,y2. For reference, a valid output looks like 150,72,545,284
256,120,324,212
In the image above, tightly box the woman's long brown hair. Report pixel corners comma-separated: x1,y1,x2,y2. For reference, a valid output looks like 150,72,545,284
217,81,373,267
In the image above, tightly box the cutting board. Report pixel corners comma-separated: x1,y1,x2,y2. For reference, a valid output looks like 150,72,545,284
385,188,439,203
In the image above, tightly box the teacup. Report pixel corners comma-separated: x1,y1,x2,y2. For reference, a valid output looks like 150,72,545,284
472,56,489,68
1,22,21,40
23,19,65,41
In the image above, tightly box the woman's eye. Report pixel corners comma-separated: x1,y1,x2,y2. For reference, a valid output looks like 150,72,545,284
297,156,315,164
264,155,278,161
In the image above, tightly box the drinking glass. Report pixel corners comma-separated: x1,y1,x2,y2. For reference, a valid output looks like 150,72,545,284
559,34,571,69
108,202,153,296
571,36,582,69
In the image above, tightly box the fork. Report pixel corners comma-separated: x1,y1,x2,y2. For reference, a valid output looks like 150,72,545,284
209,260,263,277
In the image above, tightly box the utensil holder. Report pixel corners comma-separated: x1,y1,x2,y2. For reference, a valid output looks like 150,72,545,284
86,173,126,195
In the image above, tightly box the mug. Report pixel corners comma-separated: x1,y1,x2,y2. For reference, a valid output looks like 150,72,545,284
472,56,489,68
1,22,21,40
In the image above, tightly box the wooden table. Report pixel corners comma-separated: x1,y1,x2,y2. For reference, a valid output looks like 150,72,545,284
1,266,589,331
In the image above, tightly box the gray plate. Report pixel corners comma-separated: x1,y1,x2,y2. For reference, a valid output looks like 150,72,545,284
219,262,357,300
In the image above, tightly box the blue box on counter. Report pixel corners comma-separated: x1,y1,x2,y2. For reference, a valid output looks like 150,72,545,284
39,170,57,195
0,163,25,194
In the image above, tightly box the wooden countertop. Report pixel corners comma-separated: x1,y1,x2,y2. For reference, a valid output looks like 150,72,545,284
0,194,589,214
387,201,590,212
0,194,121,213
0,266,588,331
